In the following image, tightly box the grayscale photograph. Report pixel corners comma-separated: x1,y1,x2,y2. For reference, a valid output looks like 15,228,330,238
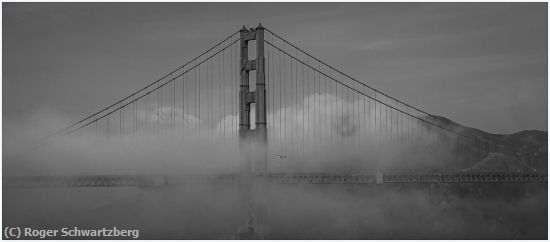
3,2,548,240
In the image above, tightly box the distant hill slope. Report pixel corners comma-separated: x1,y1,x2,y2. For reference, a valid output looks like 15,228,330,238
424,115,547,172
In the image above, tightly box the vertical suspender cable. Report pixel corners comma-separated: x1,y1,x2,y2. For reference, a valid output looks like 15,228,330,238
157,82,160,135
291,48,296,153
324,66,327,146
183,69,186,137
222,47,226,140
195,61,202,140
294,48,298,155
119,108,122,143
301,56,309,157
107,108,110,139
329,69,333,144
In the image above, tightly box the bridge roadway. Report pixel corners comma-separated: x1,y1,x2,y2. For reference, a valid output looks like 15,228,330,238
4,172,547,188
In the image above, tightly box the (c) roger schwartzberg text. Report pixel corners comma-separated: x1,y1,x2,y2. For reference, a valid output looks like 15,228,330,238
4,226,140,239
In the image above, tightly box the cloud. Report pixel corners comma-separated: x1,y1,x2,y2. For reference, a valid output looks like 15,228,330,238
5,92,454,177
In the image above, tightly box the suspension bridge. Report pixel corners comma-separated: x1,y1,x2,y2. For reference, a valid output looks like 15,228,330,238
5,24,546,238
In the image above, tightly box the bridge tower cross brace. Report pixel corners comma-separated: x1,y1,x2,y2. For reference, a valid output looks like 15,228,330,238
239,24,267,174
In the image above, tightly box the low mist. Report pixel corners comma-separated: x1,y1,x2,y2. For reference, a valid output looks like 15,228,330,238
3,94,547,239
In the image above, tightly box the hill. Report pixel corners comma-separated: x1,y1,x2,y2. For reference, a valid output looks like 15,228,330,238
424,115,547,172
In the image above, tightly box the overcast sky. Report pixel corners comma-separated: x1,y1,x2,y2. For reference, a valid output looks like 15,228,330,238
3,3,547,134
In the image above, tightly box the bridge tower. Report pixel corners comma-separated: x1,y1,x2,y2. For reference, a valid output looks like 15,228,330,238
239,23,267,173
237,23,269,239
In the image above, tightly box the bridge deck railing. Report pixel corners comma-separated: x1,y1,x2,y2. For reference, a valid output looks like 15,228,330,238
4,172,547,188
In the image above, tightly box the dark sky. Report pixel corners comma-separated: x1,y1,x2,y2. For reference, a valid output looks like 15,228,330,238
3,3,547,134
